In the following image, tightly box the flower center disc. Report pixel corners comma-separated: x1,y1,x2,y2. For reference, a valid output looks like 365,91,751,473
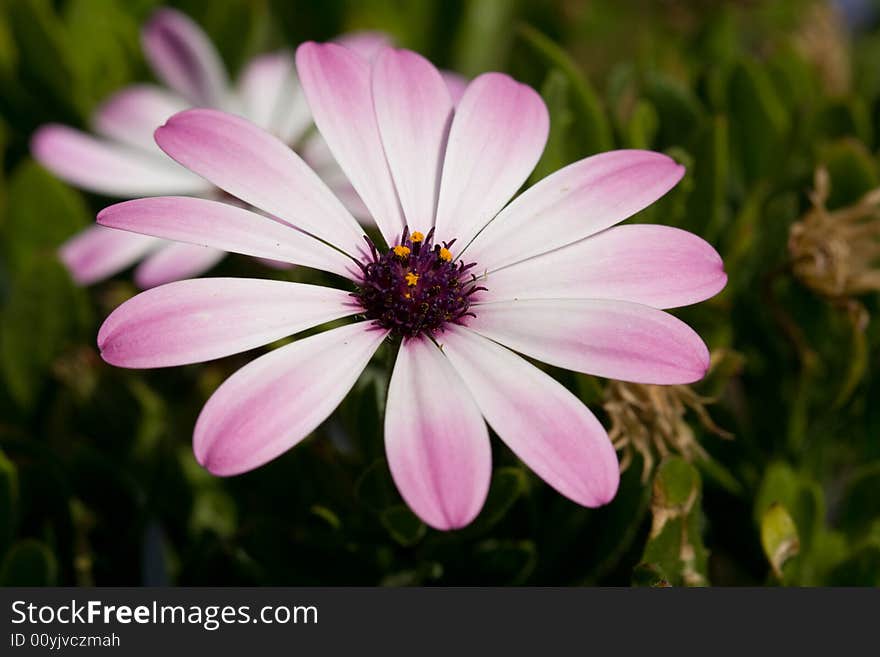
354,228,486,338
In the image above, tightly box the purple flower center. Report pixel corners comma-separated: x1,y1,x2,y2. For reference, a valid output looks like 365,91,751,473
354,227,487,338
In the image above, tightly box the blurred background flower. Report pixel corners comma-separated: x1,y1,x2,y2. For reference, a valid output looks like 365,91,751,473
0,0,879,586
30,7,389,288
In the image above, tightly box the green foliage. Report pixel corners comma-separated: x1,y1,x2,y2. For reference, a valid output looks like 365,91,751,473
468,467,528,534
2,161,91,274
0,0,878,587
0,450,18,557
1,255,90,407
818,138,878,208
637,458,708,586
451,0,518,76
0,539,58,586
472,539,537,585
518,24,612,159
0,162,93,406
727,58,791,184
760,503,800,581
380,506,426,547
532,69,576,180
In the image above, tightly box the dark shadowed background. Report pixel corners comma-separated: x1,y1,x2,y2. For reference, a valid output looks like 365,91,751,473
1,0,879,586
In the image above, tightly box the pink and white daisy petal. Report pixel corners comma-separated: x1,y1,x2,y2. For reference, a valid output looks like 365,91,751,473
483,224,727,309
468,298,710,384
141,8,229,108
300,133,373,222
133,241,226,289
441,326,619,508
372,48,453,229
326,177,372,223
464,150,685,272
31,124,210,198
93,84,188,152
59,225,161,286
434,73,549,250
194,322,388,476
236,51,294,131
295,41,405,245
97,196,356,279
237,52,313,145
441,71,469,105
385,337,491,530
335,31,392,60
255,256,296,270
98,278,359,369
154,108,365,258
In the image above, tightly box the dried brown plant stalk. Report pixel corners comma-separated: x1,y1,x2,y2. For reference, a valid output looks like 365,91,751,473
789,167,880,300
604,352,734,482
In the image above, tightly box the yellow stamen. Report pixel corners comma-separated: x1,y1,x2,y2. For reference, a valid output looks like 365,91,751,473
405,272,419,287
438,247,453,262
410,231,425,243
392,245,411,258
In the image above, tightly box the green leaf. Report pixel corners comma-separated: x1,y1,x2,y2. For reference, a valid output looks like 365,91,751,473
380,505,426,547
838,462,880,540
638,457,708,586
62,0,143,109
754,462,824,552
0,539,58,586
576,374,604,407
0,9,17,78
2,160,91,276
518,24,612,156
354,459,396,513
473,539,536,585
647,146,693,227
191,489,238,539
581,456,653,584
607,65,660,150
831,303,869,409
468,467,528,533
767,45,818,113
727,58,790,183
695,454,744,498
4,0,87,120
451,0,517,77
0,255,90,408
827,541,880,586
721,181,772,290
309,505,342,532
655,457,698,507
531,69,576,181
642,72,704,147
687,114,729,242
805,530,849,586
818,138,878,209
631,562,671,587
0,450,18,558
813,98,873,146
760,503,800,581
695,7,738,76
622,99,659,150
753,462,834,584
181,0,267,76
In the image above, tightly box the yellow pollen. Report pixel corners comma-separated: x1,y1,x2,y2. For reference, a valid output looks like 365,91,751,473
405,272,419,287
392,245,411,258
410,231,425,243
439,247,453,262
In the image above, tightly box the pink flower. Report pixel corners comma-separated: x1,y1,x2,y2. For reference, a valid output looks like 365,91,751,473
30,8,390,288
96,43,727,530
